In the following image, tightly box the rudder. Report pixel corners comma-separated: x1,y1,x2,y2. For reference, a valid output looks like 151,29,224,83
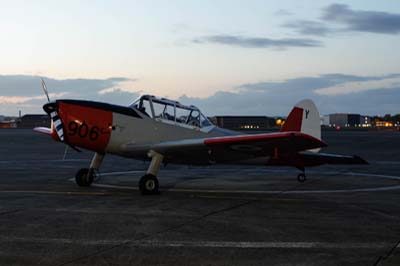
281,99,321,152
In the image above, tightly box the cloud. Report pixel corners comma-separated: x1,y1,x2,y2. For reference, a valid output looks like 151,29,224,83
179,74,400,116
322,4,400,34
96,88,140,104
282,20,332,36
281,4,400,37
237,73,389,93
315,76,400,95
275,9,293,16
193,34,322,49
2,73,400,117
0,75,140,115
0,93,67,104
0,75,134,96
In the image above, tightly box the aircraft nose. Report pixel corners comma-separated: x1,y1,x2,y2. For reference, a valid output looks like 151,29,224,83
43,100,65,142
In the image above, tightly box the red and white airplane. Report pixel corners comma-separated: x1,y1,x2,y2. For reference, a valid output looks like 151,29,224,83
34,82,367,194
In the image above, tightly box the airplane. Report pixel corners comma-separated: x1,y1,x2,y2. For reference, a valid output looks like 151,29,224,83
34,81,368,195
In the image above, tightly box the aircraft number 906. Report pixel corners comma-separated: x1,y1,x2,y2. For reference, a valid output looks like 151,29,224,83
68,121,100,141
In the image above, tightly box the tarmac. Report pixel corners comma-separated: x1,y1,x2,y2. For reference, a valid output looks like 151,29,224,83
0,128,399,266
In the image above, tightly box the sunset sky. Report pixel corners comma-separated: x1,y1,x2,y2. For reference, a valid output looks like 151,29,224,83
1,0,400,116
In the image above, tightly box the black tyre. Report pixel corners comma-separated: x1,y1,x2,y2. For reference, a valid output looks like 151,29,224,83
75,168,94,187
297,173,306,183
138,174,159,195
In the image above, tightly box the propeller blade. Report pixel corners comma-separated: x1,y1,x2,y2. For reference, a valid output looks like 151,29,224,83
41,78,50,102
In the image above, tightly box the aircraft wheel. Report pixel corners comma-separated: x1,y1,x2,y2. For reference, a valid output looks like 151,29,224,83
75,168,94,187
138,174,159,195
297,173,306,183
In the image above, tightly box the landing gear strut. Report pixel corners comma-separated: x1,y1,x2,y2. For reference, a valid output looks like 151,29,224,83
75,153,104,187
139,150,163,195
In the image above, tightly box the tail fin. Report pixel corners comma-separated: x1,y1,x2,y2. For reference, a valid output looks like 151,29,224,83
281,99,321,152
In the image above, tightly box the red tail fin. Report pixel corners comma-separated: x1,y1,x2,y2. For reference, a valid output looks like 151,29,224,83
281,107,303,132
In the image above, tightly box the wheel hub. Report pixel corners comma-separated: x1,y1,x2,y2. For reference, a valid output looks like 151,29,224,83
145,180,155,191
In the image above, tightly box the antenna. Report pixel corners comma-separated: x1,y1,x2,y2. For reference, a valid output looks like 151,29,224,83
41,78,50,102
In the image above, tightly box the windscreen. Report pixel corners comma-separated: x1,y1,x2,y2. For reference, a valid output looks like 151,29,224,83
132,96,212,128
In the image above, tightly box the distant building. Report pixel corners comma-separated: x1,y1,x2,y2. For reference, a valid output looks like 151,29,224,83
375,121,394,127
329,113,350,127
347,114,360,126
17,114,50,128
0,115,18,128
326,113,371,127
322,115,330,126
212,116,276,131
360,115,371,127
0,121,17,128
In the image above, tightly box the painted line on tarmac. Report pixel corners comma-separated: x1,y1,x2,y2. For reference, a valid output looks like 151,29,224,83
98,169,400,179
92,183,400,194
99,170,149,176
0,190,112,196
0,159,88,164
193,195,301,201
98,168,301,176
347,172,400,181
0,237,394,249
92,171,400,194
372,160,400,165
67,170,400,194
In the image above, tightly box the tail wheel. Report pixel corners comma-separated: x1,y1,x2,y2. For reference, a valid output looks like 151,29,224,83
138,174,159,195
75,168,95,187
297,173,306,183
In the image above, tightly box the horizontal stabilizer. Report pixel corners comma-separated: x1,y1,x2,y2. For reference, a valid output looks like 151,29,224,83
33,127,52,136
267,151,368,167
298,152,369,166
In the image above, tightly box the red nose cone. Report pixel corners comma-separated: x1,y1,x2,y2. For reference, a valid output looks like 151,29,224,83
57,100,113,152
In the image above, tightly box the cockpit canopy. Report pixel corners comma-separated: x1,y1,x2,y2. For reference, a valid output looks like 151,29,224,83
130,95,212,128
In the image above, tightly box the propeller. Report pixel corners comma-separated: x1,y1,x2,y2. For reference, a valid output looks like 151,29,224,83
41,78,65,142
41,78,50,102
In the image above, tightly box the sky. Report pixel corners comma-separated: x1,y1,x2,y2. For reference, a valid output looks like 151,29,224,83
0,0,400,116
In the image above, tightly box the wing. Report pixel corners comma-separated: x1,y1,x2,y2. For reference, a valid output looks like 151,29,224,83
123,132,326,165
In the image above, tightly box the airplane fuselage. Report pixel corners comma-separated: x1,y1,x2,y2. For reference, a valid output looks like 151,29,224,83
49,99,230,160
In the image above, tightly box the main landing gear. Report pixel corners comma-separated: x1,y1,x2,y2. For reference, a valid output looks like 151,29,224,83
296,166,306,183
138,150,164,195
297,173,306,183
75,152,104,187
74,151,163,195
